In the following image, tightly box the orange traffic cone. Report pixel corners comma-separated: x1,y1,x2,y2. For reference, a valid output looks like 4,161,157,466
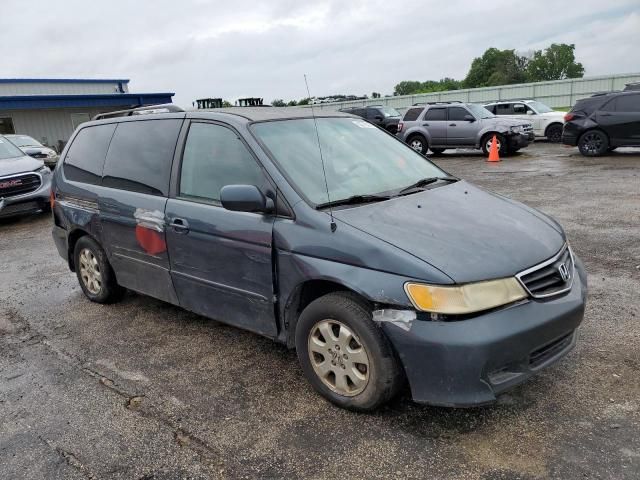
487,134,500,162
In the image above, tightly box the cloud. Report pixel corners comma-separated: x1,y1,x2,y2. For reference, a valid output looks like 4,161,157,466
1,0,638,105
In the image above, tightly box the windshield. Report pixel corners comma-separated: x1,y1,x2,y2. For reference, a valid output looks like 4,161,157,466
0,136,27,160
379,107,400,117
7,135,42,147
527,101,554,113
467,104,494,119
252,118,448,205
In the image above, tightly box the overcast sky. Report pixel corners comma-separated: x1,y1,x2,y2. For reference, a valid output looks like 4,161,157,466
3,0,639,106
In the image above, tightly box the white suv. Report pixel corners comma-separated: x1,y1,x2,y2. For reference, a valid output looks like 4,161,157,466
484,100,565,142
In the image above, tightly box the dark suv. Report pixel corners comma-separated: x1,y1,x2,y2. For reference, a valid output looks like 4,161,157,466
52,106,586,411
339,105,401,133
562,91,640,156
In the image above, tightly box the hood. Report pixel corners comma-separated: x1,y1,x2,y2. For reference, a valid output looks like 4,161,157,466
539,111,566,120
483,117,531,129
22,146,57,155
0,155,44,177
332,181,565,283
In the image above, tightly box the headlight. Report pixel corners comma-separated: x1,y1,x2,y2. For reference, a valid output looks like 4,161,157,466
510,125,524,133
404,278,527,315
47,150,58,158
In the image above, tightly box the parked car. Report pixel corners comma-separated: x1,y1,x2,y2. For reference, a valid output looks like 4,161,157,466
339,106,402,133
562,90,640,156
483,100,565,142
397,102,533,156
0,135,52,218
52,106,586,411
5,134,59,168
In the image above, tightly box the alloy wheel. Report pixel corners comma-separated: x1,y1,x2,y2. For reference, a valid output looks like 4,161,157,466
581,132,604,155
308,319,370,396
79,248,102,295
410,139,424,152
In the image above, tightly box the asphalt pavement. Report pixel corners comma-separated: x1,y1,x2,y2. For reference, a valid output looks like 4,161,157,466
1,142,639,479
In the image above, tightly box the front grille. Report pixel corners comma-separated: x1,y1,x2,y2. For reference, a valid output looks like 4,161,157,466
529,332,573,368
517,245,574,298
0,173,42,198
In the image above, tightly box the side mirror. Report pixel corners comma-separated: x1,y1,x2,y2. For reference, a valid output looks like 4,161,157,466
220,185,273,213
374,115,383,121
464,114,475,122
526,110,534,115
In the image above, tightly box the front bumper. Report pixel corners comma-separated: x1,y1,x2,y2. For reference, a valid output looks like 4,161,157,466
0,171,52,218
381,255,587,407
507,132,530,149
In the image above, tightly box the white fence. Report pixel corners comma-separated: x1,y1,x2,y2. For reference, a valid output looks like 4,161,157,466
304,73,640,111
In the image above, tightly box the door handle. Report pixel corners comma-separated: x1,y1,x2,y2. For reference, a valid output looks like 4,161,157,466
600,113,612,116
169,218,190,233
422,123,430,126
449,123,456,127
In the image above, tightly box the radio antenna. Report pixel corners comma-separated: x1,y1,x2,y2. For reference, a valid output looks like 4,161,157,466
304,74,337,233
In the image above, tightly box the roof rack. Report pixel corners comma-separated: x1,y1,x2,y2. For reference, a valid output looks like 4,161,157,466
93,103,184,120
412,100,462,106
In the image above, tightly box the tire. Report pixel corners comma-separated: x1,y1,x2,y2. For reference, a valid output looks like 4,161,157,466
407,134,428,155
481,133,506,156
545,124,563,143
295,292,404,411
74,236,125,304
578,130,608,156
430,148,446,155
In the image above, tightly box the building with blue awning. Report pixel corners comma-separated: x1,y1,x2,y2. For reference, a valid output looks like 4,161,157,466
0,79,174,152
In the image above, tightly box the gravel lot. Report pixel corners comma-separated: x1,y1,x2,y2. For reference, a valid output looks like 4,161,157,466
1,142,639,480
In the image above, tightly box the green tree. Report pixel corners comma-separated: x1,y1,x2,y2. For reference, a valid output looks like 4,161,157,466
393,81,423,96
271,99,286,107
297,97,311,105
372,92,381,98
464,48,527,88
222,100,232,107
526,43,584,81
287,100,298,106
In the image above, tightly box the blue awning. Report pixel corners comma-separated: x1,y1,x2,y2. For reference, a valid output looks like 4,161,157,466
0,93,175,111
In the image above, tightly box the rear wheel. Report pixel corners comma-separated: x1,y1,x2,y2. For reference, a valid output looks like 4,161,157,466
481,133,506,156
74,236,124,304
578,130,608,156
545,124,563,143
407,135,428,155
295,292,404,411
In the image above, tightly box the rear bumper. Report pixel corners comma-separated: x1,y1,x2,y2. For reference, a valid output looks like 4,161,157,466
381,255,588,407
0,172,51,218
561,123,581,146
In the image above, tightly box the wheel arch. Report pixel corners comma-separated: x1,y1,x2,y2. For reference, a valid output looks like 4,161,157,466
67,228,93,272
284,279,372,348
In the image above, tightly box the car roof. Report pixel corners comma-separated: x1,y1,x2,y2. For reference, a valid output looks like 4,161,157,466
189,107,353,121
484,100,534,105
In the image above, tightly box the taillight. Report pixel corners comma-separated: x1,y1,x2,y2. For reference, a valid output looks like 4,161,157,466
564,112,575,122
397,122,403,132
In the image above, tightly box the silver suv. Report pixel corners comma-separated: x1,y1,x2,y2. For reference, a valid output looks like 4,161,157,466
396,102,534,156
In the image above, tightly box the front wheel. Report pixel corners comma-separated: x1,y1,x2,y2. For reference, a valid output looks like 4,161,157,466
481,133,506,156
578,130,608,156
295,292,404,411
546,124,563,143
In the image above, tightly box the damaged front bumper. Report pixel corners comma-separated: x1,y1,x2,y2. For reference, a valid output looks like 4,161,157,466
376,256,587,407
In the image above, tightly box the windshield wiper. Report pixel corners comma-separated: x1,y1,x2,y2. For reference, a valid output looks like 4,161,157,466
316,194,391,209
397,176,458,195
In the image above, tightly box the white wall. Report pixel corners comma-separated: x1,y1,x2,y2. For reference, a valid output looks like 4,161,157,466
0,108,109,151
305,73,640,112
0,81,129,96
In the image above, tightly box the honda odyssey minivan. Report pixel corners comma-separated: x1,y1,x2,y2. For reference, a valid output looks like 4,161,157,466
52,106,587,411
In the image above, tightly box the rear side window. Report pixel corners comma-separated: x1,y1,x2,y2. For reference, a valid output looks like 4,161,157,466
615,94,640,112
424,108,446,121
63,124,116,185
495,104,514,115
179,123,264,203
403,108,424,121
102,119,182,196
484,105,496,114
